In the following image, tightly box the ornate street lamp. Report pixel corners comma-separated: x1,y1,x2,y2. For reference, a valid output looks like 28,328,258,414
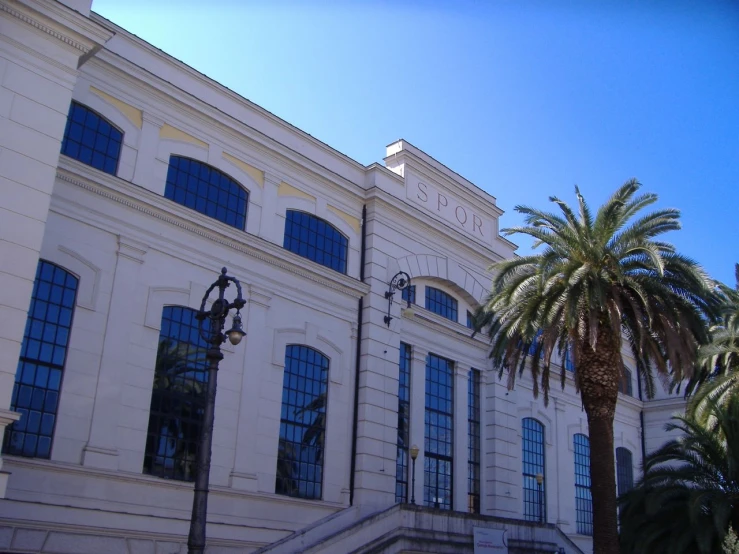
410,444,419,505
535,472,544,523
188,267,246,554
384,271,412,327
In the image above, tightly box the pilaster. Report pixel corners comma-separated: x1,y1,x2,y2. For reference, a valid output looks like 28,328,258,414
259,173,282,245
131,112,163,191
409,346,427,507
82,236,148,469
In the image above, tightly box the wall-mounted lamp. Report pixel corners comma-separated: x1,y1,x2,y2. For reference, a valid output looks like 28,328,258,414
384,271,412,327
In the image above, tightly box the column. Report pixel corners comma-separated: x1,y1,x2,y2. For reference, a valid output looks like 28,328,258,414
82,236,148,469
0,1,112,496
408,346,427,506
453,363,469,511
230,285,272,491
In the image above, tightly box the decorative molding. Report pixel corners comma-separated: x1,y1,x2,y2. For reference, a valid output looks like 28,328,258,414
117,235,148,263
159,123,208,149
278,181,316,202
327,205,361,234
223,152,264,188
56,245,101,311
90,86,143,129
0,3,89,52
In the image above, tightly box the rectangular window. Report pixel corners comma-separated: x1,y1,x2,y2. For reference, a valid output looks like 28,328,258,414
467,369,481,513
466,311,474,330
424,353,454,510
574,434,593,535
425,287,458,323
522,418,546,521
616,447,634,496
395,343,412,503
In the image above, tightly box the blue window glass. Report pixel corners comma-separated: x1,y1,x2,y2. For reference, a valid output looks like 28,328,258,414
3,261,78,458
144,307,209,481
276,345,329,500
61,102,122,175
563,348,575,372
467,311,474,330
165,156,248,230
424,353,454,510
425,287,458,323
395,343,412,503
468,369,481,513
283,210,348,274
619,368,633,396
528,329,545,358
522,418,546,521
402,285,416,305
574,433,593,535
616,447,634,496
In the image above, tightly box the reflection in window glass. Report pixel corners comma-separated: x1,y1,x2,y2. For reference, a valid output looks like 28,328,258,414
425,287,458,322
574,433,593,535
165,156,248,230
424,353,454,510
3,261,78,459
276,345,329,500
395,343,411,503
144,307,208,481
283,210,348,274
61,101,122,175
522,418,546,521
468,369,481,513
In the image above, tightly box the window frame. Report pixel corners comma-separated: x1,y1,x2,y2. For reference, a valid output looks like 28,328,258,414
424,286,459,323
616,447,634,496
574,433,593,536
395,342,412,503
522,417,546,522
467,369,481,513
424,353,454,510
283,210,349,274
61,101,123,176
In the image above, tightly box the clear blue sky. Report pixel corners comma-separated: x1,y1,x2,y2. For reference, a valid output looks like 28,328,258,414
92,0,739,286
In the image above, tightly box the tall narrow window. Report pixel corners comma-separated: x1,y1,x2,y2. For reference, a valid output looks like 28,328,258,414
276,345,329,500
144,307,208,481
395,343,412,503
466,311,474,330
616,447,634,496
574,433,593,535
425,287,458,323
522,418,546,521
2,261,78,458
61,101,123,175
424,353,454,510
563,348,575,372
402,285,416,305
165,156,248,230
283,210,348,274
468,369,481,513
619,368,633,396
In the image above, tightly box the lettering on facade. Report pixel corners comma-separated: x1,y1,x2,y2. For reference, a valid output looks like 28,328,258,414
411,179,493,245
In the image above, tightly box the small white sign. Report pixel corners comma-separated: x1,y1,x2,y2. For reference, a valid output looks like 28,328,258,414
473,527,508,554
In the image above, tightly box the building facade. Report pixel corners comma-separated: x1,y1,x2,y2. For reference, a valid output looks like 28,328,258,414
0,2,684,553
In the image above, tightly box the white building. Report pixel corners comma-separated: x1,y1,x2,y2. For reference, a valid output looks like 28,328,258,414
0,1,685,553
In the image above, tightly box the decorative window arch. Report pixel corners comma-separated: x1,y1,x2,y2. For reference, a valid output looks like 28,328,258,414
283,210,348,274
143,306,208,481
574,433,593,535
165,156,248,230
425,286,458,322
3,261,78,458
61,101,123,175
616,447,634,495
522,417,546,521
276,344,329,500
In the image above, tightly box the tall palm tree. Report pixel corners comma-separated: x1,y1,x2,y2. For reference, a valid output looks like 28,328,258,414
687,263,739,427
473,180,717,554
618,395,739,554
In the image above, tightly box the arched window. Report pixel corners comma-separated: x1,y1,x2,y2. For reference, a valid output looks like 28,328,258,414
522,418,546,521
61,101,123,175
276,345,329,499
424,353,454,510
395,342,411,503
425,287,458,322
283,210,348,273
402,285,416,305
3,261,78,458
165,156,248,230
574,433,593,535
143,306,208,481
616,447,634,495
619,368,633,396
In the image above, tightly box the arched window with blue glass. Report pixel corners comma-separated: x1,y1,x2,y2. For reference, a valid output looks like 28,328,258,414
283,210,348,274
143,306,209,481
425,287,458,322
165,156,248,230
276,345,329,500
2,261,78,458
61,101,123,175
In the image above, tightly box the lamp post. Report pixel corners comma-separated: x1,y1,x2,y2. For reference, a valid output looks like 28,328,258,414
535,472,544,524
409,444,419,505
187,267,246,554
384,271,412,327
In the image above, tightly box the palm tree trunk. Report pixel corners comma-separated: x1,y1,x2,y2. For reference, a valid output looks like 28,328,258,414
580,327,621,554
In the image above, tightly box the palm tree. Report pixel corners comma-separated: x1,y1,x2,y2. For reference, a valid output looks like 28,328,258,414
473,180,717,554
687,263,739,427
618,395,739,554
